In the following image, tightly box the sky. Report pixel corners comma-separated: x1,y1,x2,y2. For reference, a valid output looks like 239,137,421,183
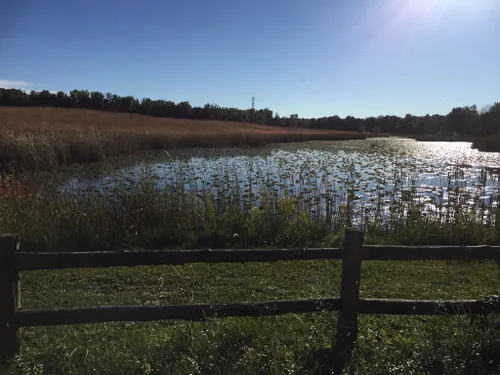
1,0,499,119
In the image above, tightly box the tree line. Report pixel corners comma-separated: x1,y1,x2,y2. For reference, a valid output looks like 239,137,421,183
1,88,499,136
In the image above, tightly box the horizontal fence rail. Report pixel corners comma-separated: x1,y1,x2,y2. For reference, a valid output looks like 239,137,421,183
14,246,500,271
16,298,342,327
15,248,343,271
16,298,500,328
361,245,500,261
3,230,500,374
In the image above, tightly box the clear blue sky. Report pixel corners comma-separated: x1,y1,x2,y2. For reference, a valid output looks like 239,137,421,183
1,0,499,118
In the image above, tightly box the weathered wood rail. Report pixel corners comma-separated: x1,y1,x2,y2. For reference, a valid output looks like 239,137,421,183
2,230,500,373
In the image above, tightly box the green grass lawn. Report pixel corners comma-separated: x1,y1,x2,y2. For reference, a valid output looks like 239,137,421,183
3,258,500,374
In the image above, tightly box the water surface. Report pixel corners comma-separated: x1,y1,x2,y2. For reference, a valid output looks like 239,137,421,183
63,138,500,224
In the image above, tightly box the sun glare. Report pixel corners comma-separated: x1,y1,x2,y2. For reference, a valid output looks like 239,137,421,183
400,0,496,19
365,0,497,43
391,0,444,28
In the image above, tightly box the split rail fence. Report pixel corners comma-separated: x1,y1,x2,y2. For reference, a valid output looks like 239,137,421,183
2,229,500,372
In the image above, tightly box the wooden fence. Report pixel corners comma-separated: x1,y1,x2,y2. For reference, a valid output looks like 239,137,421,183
2,229,500,373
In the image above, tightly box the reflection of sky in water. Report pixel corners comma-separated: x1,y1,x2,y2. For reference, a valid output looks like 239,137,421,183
64,138,500,224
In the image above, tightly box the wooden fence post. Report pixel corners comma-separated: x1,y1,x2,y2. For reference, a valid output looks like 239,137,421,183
0,234,20,362
334,228,364,374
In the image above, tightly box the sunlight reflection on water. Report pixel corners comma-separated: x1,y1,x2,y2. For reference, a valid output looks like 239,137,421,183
64,138,500,225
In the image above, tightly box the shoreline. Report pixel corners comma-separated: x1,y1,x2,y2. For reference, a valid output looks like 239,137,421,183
398,134,477,143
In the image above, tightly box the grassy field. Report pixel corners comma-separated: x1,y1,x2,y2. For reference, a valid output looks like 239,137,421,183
1,165,500,374
2,251,500,374
0,107,365,171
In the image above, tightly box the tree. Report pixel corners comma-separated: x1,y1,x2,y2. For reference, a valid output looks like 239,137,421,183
37,90,57,106
263,108,273,125
344,116,360,132
69,90,90,108
176,101,192,119
287,114,299,128
490,103,500,135
271,113,281,126
90,91,105,110
202,104,218,120
119,96,138,112
0,89,29,106
56,91,68,107
446,105,479,136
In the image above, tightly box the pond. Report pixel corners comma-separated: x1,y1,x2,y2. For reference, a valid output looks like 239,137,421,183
61,137,500,226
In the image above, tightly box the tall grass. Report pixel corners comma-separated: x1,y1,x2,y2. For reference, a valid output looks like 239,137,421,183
0,107,366,171
1,160,499,252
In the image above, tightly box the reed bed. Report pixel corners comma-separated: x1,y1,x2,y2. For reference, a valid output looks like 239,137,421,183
0,107,365,171
1,156,499,251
